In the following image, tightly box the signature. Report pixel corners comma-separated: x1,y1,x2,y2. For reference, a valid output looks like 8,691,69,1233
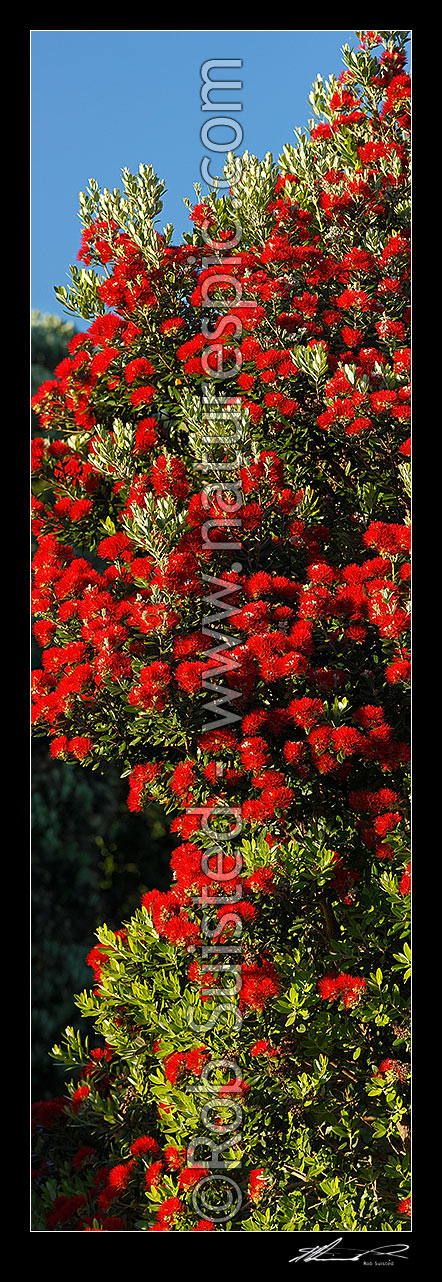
289,1239,409,1263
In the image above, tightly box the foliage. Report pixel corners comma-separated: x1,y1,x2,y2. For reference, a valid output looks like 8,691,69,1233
31,29,410,1231
31,315,172,1098
32,746,173,1098
32,312,78,429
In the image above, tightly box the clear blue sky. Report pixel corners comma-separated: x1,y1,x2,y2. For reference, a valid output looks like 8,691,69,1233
31,30,376,317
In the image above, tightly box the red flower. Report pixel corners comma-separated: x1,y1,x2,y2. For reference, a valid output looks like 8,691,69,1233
399,862,411,896
130,1136,160,1158
164,1146,185,1171
249,1168,268,1203
178,1166,209,1191
318,973,366,1008
250,1039,278,1058
145,1160,163,1189
124,357,155,383
68,735,92,760
46,1194,86,1229
70,1085,90,1112
108,1161,134,1193
156,1196,183,1226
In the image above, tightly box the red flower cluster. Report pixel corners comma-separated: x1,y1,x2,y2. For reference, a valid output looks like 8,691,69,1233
317,973,366,1008
31,29,410,1233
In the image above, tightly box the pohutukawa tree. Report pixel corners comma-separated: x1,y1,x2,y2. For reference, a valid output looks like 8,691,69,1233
31,29,411,1232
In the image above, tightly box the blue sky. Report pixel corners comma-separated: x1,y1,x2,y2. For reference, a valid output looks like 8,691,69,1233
31,30,375,317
